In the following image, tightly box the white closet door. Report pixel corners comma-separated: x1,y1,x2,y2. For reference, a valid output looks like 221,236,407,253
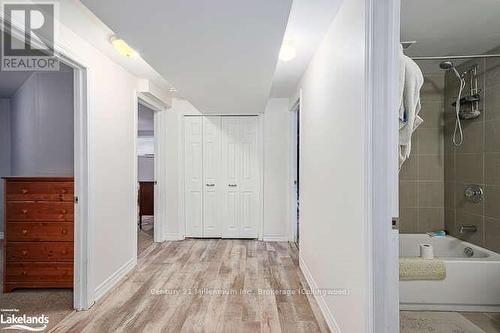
202,116,222,237
221,117,241,238
184,117,203,237
221,116,260,238
239,117,259,238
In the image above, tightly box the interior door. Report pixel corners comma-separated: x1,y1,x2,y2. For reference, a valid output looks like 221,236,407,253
238,117,259,238
221,117,241,238
184,117,203,237
221,116,259,239
202,116,222,237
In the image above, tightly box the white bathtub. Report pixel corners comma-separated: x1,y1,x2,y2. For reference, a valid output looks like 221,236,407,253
399,234,500,312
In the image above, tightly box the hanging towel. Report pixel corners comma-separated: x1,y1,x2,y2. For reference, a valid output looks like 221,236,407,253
399,257,446,281
399,45,424,169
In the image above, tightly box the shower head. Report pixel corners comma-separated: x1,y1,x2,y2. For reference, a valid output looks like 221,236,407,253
439,61,455,70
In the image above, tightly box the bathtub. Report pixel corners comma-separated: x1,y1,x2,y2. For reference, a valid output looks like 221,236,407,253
399,234,500,312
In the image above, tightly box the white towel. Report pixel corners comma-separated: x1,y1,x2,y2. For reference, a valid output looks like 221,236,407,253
399,45,424,169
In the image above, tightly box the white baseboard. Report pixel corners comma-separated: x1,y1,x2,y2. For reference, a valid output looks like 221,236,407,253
299,255,341,333
164,233,183,241
263,234,289,242
400,303,500,313
0,232,4,240
94,257,136,301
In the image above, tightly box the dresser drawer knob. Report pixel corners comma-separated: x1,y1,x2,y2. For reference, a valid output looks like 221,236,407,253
61,250,67,255
22,209,28,214
62,209,67,214
61,189,67,194
22,271,27,276
22,250,28,256
61,229,68,235
21,189,28,194
22,229,28,235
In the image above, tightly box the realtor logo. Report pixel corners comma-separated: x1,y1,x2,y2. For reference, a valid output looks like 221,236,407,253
1,1,59,71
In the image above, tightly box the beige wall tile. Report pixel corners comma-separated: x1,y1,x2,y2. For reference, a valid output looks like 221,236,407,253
485,152,500,186
399,155,418,181
444,182,455,209
418,182,444,208
485,86,500,121
419,101,443,129
418,155,444,181
455,153,483,184
484,217,500,253
444,208,455,236
416,128,443,155
455,122,484,154
485,185,500,219
444,153,455,183
399,208,418,233
400,182,418,208
418,208,445,232
485,120,500,152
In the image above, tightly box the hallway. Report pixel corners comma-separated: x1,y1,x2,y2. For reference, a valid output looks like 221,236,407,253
51,240,330,332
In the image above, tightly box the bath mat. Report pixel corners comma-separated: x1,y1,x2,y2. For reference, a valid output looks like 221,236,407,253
400,311,485,333
400,257,446,281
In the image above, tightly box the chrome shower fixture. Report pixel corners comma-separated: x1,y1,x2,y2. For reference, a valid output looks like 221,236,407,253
440,61,466,146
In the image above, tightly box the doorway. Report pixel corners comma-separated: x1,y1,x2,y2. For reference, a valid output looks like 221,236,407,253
0,64,78,330
137,102,155,255
290,98,300,248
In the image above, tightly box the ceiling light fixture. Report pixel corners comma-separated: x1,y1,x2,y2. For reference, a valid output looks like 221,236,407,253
110,35,139,57
279,39,297,62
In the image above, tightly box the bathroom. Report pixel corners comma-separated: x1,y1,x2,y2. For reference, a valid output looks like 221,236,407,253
399,0,500,331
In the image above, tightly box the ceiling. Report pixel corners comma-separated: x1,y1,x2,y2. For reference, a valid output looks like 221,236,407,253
0,72,32,98
58,1,171,92
401,0,500,73
81,0,293,114
270,0,341,97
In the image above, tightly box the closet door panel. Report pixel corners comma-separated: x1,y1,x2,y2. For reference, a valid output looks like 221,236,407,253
239,117,259,238
221,117,241,238
184,117,203,237
203,117,221,237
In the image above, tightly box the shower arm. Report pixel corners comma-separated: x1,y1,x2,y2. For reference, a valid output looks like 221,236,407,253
411,53,500,61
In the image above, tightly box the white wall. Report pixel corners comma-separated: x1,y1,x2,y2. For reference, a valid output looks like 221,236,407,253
294,0,369,331
10,70,74,176
0,99,11,235
263,98,291,241
54,11,143,299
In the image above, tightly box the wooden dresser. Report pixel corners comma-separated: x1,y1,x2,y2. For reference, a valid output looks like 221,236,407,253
138,181,154,229
3,177,74,293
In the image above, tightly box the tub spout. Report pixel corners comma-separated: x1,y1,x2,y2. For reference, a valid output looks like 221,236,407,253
457,224,477,234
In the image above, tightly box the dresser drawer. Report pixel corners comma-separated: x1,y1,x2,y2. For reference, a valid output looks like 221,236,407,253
6,242,73,262
5,262,73,282
6,182,73,201
6,202,74,222
6,222,73,241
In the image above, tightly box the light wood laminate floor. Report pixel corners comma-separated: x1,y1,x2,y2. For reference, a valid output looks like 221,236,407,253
51,239,330,332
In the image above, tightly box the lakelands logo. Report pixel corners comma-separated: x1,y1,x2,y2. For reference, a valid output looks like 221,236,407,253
1,1,59,71
0,312,49,331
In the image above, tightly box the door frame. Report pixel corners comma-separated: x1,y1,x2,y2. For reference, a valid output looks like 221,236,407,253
289,95,301,243
366,0,400,330
0,17,92,310
134,93,169,245
178,114,264,240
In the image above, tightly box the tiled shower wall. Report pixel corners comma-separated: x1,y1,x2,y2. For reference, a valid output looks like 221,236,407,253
399,74,445,233
444,48,500,253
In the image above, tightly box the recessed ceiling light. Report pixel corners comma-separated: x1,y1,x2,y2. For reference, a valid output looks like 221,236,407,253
110,35,139,57
279,39,297,62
